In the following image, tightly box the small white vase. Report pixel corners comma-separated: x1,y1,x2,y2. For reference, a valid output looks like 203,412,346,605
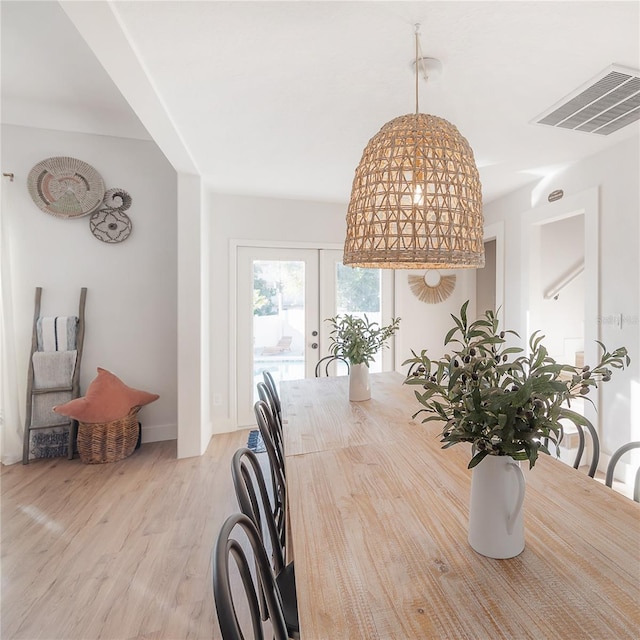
349,363,371,401
468,454,525,559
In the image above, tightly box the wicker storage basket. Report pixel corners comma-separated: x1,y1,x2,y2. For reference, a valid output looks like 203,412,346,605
77,407,140,464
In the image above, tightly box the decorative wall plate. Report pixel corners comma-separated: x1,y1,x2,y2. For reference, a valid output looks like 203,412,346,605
103,188,132,211
89,188,133,243
27,157,105,218
408,271,456,304
90,209,132,243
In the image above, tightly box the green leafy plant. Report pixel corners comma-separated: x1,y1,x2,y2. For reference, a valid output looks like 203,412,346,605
404,301,629,469
326,314,401,367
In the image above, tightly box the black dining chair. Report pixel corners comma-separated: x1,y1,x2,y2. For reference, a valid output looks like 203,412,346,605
254,400,287,536
262,370,282,427
254,398,286,475
257,381,282,436
231,447,299,638
314,355,350,377
605,441,640,502
212,512,289,640
542,421,599,477
571,421,600,478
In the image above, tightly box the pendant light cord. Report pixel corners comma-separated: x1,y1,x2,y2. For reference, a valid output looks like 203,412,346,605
414,23,420,114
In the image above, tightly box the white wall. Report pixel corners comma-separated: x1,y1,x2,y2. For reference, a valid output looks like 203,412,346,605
394,268,476,372
539,215,585,363
484,135,640,457
476,239,496,317
2,124,178,445
177,172,209,458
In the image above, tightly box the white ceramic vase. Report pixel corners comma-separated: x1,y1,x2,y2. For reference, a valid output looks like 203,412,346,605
468,454,526,559
349,363,371,402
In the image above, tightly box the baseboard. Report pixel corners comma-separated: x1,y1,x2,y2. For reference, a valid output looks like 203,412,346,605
212,417,237,434
1,453,23,466
141,418,245,445
141,422,177,443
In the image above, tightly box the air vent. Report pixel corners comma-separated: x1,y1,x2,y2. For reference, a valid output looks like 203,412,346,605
533,64,640,135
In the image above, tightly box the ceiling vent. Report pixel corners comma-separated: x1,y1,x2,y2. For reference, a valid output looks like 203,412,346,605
533,64,640,135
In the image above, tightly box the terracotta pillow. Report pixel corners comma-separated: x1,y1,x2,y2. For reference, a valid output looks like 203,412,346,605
54,367,159,423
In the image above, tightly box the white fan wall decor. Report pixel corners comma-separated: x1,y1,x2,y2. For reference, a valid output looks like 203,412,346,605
408,271,456,304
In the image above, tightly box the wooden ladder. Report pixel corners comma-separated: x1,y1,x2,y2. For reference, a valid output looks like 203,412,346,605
22,288,87,464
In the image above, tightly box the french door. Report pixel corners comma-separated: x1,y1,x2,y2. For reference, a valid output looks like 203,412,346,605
236,246,393,426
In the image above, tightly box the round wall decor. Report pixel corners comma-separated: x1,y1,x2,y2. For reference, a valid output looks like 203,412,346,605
103,188,132,211
89,188,133,243
27,156,105,218
408,271,456,304
90,208,132,243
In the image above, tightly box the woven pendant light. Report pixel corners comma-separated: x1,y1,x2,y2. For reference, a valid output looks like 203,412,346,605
344,26,484,269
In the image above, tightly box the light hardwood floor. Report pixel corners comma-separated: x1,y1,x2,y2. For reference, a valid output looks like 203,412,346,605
2,430,250,640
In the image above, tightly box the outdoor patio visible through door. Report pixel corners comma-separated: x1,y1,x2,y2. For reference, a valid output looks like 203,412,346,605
235,246,393,427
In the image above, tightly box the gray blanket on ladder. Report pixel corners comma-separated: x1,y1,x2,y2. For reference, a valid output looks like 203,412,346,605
36,316,78,351
30,350,77,457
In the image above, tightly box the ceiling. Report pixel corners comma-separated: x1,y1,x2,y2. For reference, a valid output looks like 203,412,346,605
2,1,639,205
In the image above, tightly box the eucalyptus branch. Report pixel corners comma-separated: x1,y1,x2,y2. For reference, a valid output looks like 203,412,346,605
327,314,401,366
404,301,629,469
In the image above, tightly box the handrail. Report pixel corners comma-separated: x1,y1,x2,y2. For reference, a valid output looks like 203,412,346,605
544,261,584,300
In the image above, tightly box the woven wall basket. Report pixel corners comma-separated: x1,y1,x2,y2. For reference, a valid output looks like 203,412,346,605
27,156,105,218
77,407,140,464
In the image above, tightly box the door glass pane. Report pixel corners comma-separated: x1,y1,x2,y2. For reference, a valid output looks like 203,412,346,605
253,260,306,399
335,264,383,373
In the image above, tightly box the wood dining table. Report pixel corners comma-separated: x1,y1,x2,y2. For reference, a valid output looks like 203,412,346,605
281,372,640,639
